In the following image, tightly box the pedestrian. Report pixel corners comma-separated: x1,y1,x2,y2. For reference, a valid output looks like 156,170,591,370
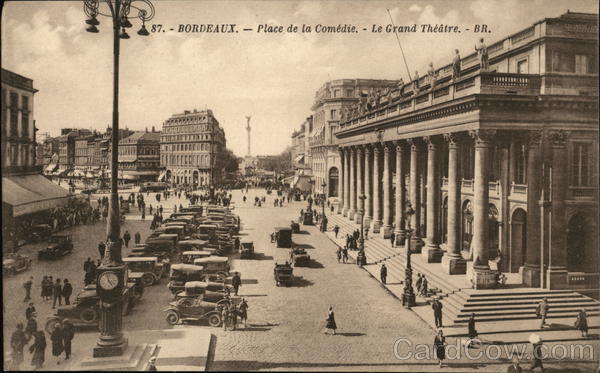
50,323,64,365
29,330,47,370
26,312,38,341
98,241,106,259
149,204,153,215
575,309,588,338
123,230,131,248
62,320,74,360
466,312,479,348
11,323,27,370
336,247,342,263
141,208,145,220
41,276,50,301
390,232,395,247
52,278,62,309
62,279,73,305
230,304,238,331
232,272,242,296
380,263,387,284
324,306,337,335
239,298,248,328
147,356,158,371
134,232,141,245
234,237,240,252
342,247,348,264
416,273,423,295
529,334,544,372
333,225,339,238
24,276,33,302
26,302,36,320
506,355,523,373
432,298,443,328
434,329,446,367
420,275,428,297
364,226,369,240
221,306,229,331
536,297,549,329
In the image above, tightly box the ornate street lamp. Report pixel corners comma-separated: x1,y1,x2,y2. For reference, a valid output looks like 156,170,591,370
402,202,416,308
320,181,327,232
357,194,367,266
82,0,155,358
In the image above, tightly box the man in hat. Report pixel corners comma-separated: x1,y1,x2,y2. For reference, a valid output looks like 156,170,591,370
147,356,157,371
536,297,549,329
380,264,388,284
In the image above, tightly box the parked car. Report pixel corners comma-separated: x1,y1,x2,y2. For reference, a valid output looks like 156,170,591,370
274,263,293,286
38,234,73,260
181,250,212,264
290,247,311,267
167,264,205,294
122,257,168,286
30,224,52,242
164,297,223,327
173,281,233,304
3,253,32,276
274,227,293,248
239,241,255,259
192,256,230,277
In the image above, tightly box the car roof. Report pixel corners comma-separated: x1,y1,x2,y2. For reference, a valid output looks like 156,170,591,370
183,251,211,255
275,227,292,231
159,234,178,238
171,264,204,271
179,239,208,245
241,241,253,245
193,256,228,263
184,281,209,288
123,257,158,262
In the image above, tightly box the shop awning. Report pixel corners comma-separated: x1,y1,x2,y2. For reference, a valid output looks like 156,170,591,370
2,174,71,217
85,171,95,178
45,163,58,173
294,154,305,164
157,171,167,181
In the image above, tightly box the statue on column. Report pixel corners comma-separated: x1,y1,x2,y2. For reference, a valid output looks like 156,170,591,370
474,38,489,71
412,71,420,94
427,62,437,89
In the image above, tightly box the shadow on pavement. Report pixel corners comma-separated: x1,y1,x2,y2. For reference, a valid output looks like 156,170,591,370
336,332,366,337
247,253,274,261
293,230,310,235
241,279,258,285
292,243,315,250
307,260,324,269
292,276,314,287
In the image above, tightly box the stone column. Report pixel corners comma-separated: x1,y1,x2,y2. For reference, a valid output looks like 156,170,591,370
363,145,372,227
343,147,351,217
337,148,344,214
394,141,406,246
355,146,364,222
422,136,443,262
469,129,497,289
349,147,356,220
371,145,382,233
408,139,424,252
382,144,393,238
546,130,569,289
442,133,466,274
523,130,543,287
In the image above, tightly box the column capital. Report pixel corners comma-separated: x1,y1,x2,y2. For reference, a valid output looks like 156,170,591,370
526,129,543,147
469,129,496,147
443,132,466,148
363,144,371,155
349,146,356,154
547,130,570,147
423,135,442,150
383,143,392,153
373,144,381,154
406,138,423,151
356,145,363,155
394,140,407,152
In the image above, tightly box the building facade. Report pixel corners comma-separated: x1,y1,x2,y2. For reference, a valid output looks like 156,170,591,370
335,12,598,291
118,130,161,181
310,79,401,201
160,109,226,186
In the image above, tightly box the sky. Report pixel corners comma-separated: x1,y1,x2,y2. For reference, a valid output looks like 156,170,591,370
2,0,598,156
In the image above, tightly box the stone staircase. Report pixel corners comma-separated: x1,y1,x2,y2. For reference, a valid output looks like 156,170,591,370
327,213,600,325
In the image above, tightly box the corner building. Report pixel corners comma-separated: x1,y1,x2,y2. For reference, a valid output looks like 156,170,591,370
160,109,226,186
335,12,598,290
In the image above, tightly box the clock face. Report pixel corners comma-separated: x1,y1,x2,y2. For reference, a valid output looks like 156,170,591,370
99,271,119,290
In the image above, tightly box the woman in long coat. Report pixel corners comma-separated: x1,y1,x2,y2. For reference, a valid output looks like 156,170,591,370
434,329,446,367
324,306,337,335
30,330,47,370
50,324,64,365
575,309,588,337
467,313,479,348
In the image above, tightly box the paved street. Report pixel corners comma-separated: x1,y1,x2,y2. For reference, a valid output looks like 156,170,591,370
4,189,598,371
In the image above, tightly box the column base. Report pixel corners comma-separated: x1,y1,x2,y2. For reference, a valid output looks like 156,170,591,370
382,225,393,239
468,266,498,289
363,216,372,228
348,209,356,221
355,212,364,224
522,264,541,288
371,220,382,234
394,230,406,246
441,254,466,274
546,267,569,290
421,244,443,263
94,337,129,358
337,204,343,214
409,236,423,253
343,208,349,217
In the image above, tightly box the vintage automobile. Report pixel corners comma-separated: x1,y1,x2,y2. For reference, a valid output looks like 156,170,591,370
131,240,176,260
164,222,193,236
164,297,223,327
290,247,311,267
167,264,204,294
146,233,179,248
181,250,212,264
274,263,293,286
173,281,232,303
177,239,209,252
3,253,32,276
38,234,73,260
192,256,230,277
122,257,167,286
31,224,53,242
239,241,255,259
44,281,139,332
302,211,314,225
274,227,293,248
290,221,300,234
151,226,186,241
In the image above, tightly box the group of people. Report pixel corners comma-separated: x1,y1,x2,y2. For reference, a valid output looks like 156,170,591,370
39,276,73,308
220,298,249,331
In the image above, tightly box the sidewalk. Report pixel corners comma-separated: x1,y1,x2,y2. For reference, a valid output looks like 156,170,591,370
322,213,600,345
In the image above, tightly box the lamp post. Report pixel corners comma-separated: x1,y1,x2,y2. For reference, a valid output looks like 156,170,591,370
402,202,416,308
357,194,367,266
83,0,154,357
320,181,327,232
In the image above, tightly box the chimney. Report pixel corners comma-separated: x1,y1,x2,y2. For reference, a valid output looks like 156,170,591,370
145,127,148,133
152,126,156,133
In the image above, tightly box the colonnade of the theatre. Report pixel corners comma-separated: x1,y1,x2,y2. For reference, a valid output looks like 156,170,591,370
337,129,572,289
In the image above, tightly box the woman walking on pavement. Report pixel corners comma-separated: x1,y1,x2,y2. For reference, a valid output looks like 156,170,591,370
575,309,588,338
434,329,446,367
30,330,47,370
50,323,64,365
324,306,337,335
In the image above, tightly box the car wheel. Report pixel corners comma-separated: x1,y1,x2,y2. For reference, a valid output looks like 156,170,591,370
45,318,62,334
80,307,98,323
142,273,155,286
165,311,180,325
208,313,221,327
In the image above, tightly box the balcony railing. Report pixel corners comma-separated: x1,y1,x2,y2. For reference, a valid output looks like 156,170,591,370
461,179,474,191
567,273,599,289
570,186,595,198
511,183,527,195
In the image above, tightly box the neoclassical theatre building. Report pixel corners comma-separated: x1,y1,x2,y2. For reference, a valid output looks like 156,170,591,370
334,12,598,290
